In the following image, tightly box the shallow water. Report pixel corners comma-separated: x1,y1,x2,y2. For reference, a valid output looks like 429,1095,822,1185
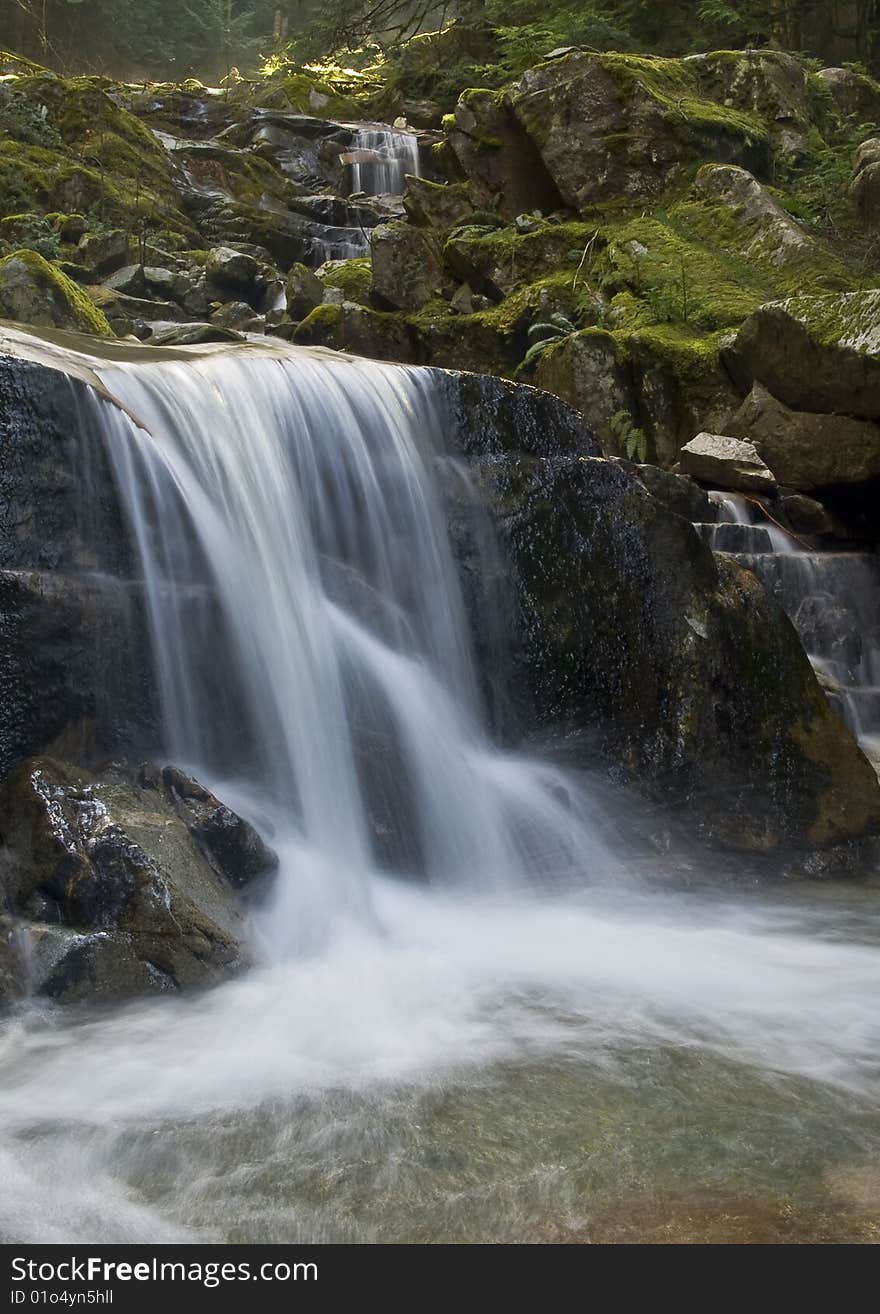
2,871,880,1243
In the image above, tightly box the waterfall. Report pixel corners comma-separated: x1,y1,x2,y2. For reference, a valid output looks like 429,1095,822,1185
92,345,618,946
345,126,421,197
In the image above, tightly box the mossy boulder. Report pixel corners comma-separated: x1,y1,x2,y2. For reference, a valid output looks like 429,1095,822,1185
852,138,880,231
508,52,770,211
727,291,880,419
815,67,880,123
0,250,111,335
316,257,373,308
686,50,812,155
403,177,477,228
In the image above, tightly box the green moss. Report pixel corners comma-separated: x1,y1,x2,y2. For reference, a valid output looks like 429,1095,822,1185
595,53,770,148
0,248,112,335
775,290,880,351
319,257,373,306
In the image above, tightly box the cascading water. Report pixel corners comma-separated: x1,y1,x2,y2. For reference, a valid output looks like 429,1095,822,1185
700,493,880,765
2,339,880,1243
345,125,421,198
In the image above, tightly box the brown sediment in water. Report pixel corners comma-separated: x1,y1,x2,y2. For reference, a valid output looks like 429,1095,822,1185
530,1189,880,1243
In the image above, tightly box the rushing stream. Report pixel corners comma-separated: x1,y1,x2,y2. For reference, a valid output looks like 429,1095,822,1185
1,342,880,1242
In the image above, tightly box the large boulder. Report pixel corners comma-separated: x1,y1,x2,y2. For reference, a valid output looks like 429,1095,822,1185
727,383,880,490
0,251,111,336
508,52,769,211
0,758,275,1004
815,67,880,123
687,50,811,155
726,291,880,419
692,165,818,269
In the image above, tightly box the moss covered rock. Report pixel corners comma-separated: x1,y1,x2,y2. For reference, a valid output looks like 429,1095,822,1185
371,222,446,311
0,250,111,335
508,52,769,211
446,87,563,220
727,291,880,419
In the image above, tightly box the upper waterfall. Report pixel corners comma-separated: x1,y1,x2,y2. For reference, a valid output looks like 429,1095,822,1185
85,342,618,946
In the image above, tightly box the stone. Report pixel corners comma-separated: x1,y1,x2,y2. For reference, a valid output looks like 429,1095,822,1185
370,223,445,311
403,178,475,229
852,138,880,231
533,330,637,452
102,263,147,297
816,67,880,122
727,384,880,490
450,283,475,315
631,463,717,522
0,251,111,336
0,757,268,1003
457,449,880,854
687,49,810,155
205,245,260,293
679,433,777,492
285,262,325,320
211,301,264,331
446,88,562,220
693,164,817,268
76,230,132,275
780,493,835,537
147,323,245,345
726,291,880,420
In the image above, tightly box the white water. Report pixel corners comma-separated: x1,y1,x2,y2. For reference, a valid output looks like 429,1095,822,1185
345,126,421,197
2,341,880,1242
706,491,880,761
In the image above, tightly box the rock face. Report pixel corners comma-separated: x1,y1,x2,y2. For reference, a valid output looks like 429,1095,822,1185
679,432,777,492
693,165,818,268
0,758,275,1004
727,292,880,419
727,383,880,490
446,89,561,220
457,448,880,854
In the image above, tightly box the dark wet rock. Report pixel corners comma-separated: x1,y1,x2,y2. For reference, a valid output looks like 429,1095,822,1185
0,757,268,1003
460,450,880,854
727,383,880,490
627,463,717,522
210,301,264,331
679,433,777,492
157,765,278,890
780,493,835,537
88,287,186,336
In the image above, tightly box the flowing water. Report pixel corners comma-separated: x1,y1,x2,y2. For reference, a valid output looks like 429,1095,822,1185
1,341,880,1243
701,493,880,766
344,126,421,198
